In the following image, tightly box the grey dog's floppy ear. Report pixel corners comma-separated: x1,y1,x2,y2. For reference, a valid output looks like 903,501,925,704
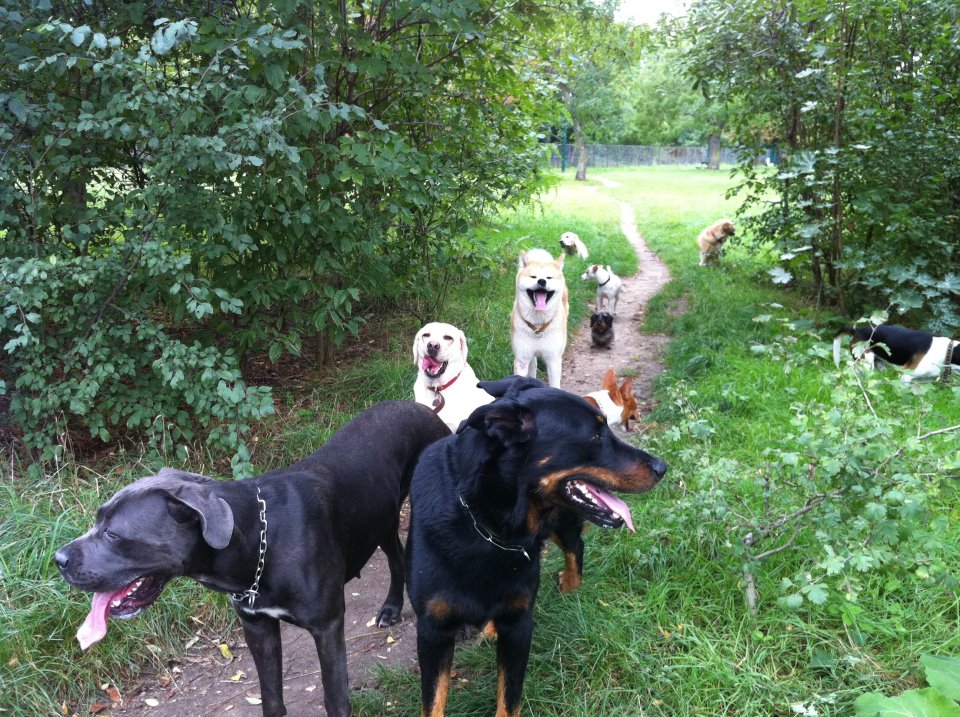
477,375,544,398
156,469,235,549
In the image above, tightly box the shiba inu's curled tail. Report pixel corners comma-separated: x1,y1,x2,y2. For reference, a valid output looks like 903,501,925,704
833,327,855,368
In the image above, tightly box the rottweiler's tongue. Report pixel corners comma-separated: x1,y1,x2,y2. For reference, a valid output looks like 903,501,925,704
583,483,635,532
421,355,443,374
533,290,549,311
77,588,126,650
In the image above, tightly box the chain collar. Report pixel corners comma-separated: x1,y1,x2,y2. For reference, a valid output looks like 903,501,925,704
230,487,267,606
458,495,530,561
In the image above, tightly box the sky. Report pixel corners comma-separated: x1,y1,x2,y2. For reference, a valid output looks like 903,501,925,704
615,0,689,25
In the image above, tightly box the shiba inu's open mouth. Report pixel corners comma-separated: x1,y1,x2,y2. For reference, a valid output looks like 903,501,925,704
421,355,448,379
526,289,554,311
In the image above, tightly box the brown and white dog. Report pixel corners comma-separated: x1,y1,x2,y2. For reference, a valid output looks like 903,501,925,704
511,249,569,388
413,322,494,432
833,324,959,383
697,218,736,266
583,369,640,432
581,263,623,315
559,231,589,260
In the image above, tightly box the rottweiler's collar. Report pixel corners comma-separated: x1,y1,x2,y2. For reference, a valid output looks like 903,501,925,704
428,371,461,413
458,495,531,561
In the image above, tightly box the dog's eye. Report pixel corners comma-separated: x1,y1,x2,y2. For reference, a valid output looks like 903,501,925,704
103,529,121,543
443,335,453,341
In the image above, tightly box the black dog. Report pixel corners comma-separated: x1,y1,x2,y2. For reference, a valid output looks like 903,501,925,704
833,324,958,382
55,401,449,717
406,376,666,717
590,310,615,349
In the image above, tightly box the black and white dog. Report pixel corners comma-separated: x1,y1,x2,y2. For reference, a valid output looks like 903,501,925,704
833,324,959,383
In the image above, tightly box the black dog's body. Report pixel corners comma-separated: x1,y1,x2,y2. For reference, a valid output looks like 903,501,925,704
590,310,615,349
833,324,958,382
406,377,666,716
56,401,450,717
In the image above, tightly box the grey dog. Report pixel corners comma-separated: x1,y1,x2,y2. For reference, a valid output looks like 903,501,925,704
55,400,450,717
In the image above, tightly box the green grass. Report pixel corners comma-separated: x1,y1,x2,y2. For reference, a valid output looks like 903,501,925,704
5,166,959,716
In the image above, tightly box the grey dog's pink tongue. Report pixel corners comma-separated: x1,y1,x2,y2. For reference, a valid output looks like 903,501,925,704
533,290,548,311
77,589,124,650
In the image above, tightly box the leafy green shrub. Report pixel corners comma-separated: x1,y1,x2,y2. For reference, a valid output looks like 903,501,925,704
651,310,960,613
0,1,558,468
854,654,960,717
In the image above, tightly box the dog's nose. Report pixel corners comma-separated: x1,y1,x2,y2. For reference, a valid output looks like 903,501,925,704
427,341,440,355
54,549,70,571
537,278,546,287
650,458,668,482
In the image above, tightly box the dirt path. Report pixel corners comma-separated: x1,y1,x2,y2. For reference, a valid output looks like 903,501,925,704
106,184,672,716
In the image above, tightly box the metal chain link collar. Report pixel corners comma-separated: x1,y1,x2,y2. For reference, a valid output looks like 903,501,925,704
230,487,267,606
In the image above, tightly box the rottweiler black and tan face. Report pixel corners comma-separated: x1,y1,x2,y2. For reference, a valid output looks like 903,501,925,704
471,380,666,530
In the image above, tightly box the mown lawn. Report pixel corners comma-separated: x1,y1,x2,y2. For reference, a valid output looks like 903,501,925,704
4,166,958,716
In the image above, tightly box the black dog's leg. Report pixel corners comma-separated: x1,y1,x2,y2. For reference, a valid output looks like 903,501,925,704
494,611,535,717
309,612,352,717
376,528,405,627
239,614,286,717
552,509,585,592
417,626,456,717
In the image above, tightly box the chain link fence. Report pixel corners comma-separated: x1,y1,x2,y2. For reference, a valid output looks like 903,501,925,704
548,144,770,169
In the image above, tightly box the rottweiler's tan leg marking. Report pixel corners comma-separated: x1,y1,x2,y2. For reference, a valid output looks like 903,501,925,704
559,551,582,592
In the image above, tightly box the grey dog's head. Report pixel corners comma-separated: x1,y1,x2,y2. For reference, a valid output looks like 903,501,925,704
54,469,234,649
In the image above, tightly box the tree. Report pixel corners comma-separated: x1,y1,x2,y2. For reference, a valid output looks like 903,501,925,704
551,1,646,179
0,0,563,471
682,0,960,327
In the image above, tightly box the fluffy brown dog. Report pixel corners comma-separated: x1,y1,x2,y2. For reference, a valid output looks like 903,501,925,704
697,218,735,266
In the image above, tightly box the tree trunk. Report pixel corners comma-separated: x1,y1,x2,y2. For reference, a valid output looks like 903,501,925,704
708,133,721,170
573,116,588,181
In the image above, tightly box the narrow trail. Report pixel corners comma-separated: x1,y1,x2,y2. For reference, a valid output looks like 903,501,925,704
561,180,672,416
107,181,673,716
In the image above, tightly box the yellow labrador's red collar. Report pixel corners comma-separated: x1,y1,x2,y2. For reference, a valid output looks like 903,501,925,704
429,371,461,412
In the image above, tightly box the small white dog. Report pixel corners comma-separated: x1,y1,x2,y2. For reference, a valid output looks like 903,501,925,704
412,322,494,432
581,264,623,315
559,231,589,260
511,249,569,388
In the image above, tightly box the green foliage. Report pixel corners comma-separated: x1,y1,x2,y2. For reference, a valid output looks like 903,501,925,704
0,1,562,468
681,0,960,330
854,655,960,717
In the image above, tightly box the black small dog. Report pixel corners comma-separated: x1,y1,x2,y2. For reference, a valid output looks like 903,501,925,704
55,401,450,717
406,376,666,717
590,310,615,349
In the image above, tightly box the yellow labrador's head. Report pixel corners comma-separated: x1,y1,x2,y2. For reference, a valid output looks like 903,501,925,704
413,322,469,381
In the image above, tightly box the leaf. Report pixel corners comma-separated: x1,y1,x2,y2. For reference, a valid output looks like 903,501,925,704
921,655,960,702
219,643,234,660
768,267,793,285
853,687,960,717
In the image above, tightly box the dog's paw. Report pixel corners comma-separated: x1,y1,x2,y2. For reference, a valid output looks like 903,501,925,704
376,604,402,627
558,568,583,593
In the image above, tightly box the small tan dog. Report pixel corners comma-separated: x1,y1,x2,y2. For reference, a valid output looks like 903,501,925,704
511,249,569,388
697,218,736,266
413,322,494,432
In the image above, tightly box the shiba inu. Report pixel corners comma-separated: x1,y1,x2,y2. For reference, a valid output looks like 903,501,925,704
511,249,569,388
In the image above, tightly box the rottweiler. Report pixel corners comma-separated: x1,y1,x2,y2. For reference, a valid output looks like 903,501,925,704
406,376,667,717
